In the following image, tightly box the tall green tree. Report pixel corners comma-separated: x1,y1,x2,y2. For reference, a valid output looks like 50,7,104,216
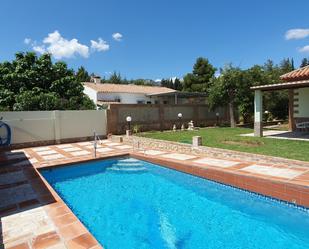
183,57,216,92
0,52,95,111
174,78,183,91
108,71,123,84
208,65,246,127
76,66,90,82
280,58,294,73
300,58,309,68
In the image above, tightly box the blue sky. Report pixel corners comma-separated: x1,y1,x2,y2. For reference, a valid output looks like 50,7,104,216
1,0,309,80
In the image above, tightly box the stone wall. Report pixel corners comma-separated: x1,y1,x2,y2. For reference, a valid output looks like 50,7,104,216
123,135,309,167
107,104,229,134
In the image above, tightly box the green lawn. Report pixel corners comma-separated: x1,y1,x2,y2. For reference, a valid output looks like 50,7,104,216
138,127,309,162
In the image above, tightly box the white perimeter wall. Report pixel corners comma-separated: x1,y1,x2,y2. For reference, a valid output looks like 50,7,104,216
0,110,107,145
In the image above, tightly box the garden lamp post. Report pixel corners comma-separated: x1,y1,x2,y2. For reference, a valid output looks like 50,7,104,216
126,116,132,136
216,112,220,126
178,113,183,130
264,110,269,122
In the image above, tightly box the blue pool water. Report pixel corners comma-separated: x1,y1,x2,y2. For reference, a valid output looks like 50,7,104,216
41,157,309,249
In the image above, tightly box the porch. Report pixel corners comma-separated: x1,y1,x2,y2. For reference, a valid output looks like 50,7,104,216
251,66,309,138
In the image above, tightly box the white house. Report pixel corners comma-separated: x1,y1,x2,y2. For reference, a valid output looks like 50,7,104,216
83,82,178,107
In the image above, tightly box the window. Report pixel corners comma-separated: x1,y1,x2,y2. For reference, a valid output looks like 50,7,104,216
137,100,145,104
146,101,152,104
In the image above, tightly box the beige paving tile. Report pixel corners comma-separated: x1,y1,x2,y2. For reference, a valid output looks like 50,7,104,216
77,142,92,146
99,140,111,144
85,144,103,149
36,150,58,156
106,142,121,146
11,149,26,153
1,207,56,245
62,147,82,152
193,157,240,168
241,164,304,179
71,150,91,156
143,150,166,156
161,153,197,161
32,147,51,152
42,154,65,161
114,145,132,149
56,144,73,149
96,148,114,153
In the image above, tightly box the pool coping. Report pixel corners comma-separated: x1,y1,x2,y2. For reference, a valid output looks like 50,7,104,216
35,152,131,249
1,142,309,248
130,153,309,209
0,152,130,249
38,151,309,213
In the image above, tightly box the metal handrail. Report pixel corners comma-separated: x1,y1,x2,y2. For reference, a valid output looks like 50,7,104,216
93,131,103,158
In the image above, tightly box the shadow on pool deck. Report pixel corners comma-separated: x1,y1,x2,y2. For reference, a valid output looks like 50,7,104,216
0,151,57,248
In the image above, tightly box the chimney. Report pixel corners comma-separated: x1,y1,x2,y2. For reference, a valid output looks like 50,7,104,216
91,75,101,84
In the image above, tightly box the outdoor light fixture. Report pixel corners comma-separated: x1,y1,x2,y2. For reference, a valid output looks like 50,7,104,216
177,113,183,130
216,112,220,126
126,116,132,130
264,110,269,114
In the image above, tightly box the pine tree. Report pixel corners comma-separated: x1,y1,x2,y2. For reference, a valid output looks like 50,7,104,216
300,58,309,68
76,66,90,82
183,57,216,92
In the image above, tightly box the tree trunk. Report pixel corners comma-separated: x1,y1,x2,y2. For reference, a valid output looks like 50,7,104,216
229,101,236,128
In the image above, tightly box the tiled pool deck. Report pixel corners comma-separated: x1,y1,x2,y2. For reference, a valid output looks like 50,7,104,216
1,139,309,248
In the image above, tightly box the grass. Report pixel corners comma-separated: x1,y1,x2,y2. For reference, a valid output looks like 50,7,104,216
138,127,309,162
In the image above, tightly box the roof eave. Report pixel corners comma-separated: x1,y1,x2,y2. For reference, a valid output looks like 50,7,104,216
250,79,309,91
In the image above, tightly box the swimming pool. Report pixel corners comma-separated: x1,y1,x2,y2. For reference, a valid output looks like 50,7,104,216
41,157,309,249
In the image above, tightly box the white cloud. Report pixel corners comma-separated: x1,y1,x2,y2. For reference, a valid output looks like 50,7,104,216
91,38,110,52
24,31,113,59
41,30,89,59
24,38,32,45
299,45,309,53
112,32,123,41
33,45,46,54
285,28,309,40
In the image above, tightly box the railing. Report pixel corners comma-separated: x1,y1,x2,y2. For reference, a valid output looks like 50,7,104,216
296,122,309,130
93,131,104,158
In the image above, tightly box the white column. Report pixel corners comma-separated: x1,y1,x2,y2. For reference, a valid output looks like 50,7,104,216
254,90,263,137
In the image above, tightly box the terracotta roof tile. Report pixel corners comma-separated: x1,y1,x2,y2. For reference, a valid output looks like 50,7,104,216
83,83,177,95
280,65,309,82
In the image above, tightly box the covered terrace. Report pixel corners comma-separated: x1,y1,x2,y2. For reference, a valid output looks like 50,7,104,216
251,66,309,137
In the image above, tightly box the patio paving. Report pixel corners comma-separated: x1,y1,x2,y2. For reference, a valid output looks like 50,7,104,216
241,130,309,141
1,138,309,248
